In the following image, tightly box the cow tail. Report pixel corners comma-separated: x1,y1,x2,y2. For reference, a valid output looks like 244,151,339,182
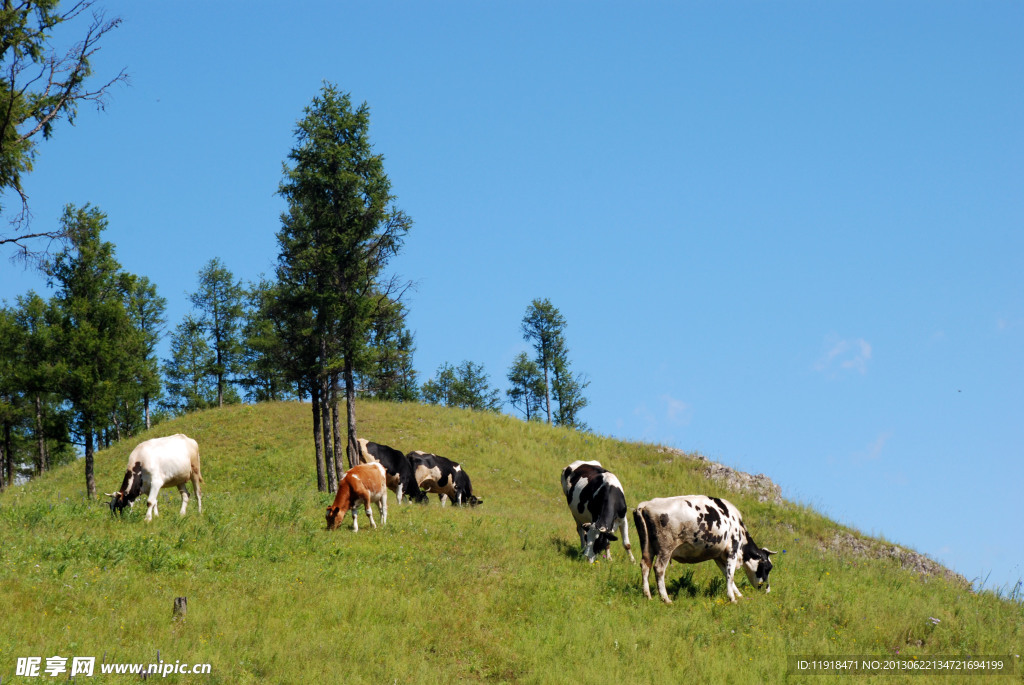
632,505,656,567
193,450,204,483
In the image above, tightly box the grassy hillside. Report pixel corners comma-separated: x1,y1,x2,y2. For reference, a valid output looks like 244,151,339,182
1,401,1020,683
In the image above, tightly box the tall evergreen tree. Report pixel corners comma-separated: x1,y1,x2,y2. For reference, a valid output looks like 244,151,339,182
123,274,165,430
423,361,501,412
521,298,566,424
421,362,457,407
361,297,418,402
189,258,244,408
238,276,294,403
506,352,546,422
45,204,136,498
520,298,589,429
277,83,412,477
0,305,23,490
13,292,57,471
162,315,217,414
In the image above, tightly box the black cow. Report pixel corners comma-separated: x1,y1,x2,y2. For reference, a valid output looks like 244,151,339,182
356,439,427,504
407,451,483,506
561,460,635,563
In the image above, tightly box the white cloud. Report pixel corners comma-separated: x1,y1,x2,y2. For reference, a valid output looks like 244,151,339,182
815,334,873,376
661,394,692,426
852,430,893,465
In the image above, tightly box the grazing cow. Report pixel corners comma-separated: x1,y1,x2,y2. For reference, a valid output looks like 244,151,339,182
325,462,388,532
105,434,203,522
632,495,777,603
561,460,634,563
407,451,482,506
355,438,427,504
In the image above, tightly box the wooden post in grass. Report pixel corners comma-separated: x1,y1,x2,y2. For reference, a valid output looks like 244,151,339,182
173,597,187,620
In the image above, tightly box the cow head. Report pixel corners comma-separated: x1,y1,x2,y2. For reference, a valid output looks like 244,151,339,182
325,506,344,530
581,522,618,562
463,494,483,507
741,542,777,592
408,490,429,504
106,462,143,517
105,491,130,515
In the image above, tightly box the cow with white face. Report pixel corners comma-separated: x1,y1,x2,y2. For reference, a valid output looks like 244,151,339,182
105,434,203,522
561,460,634,563
633,495,776,603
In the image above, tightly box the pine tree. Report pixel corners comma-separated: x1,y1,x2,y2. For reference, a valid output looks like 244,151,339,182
423,361,501,412
162,316,217,414
123,274,165,430
520,298,566,424
506,352,546,422
277,83,412,478
189,258,244,407
238,276,294,403
46,204,136,498
361,297,418,402
520,298,589,429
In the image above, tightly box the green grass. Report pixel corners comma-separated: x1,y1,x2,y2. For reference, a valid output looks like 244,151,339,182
1,401,1021,683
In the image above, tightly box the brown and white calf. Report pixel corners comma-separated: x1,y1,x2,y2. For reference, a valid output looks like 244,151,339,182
105,434,203,522
633,495,776,603
325,462,388,532
356,438,427,504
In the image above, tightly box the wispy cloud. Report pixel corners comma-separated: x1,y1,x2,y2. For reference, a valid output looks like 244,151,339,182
814,334,872,376
852,430,893,465
661,394,692,426
633,394,693,439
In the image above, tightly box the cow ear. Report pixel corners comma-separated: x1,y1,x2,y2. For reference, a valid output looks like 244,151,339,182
606,533,619,542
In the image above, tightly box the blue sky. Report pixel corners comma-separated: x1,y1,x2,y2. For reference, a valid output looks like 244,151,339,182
1,2,1021,591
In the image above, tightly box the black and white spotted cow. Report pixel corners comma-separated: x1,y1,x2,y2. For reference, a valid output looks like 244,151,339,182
407,451,483,506
561,460,635,563
632,495,776,603
356,438,427,504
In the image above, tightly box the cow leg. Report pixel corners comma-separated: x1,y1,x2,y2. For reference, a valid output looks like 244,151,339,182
378,492,388,526
192,473,203,514
177,484,189,516
654,551,674,604
439,493,449,507
145,479,162,522
395,482,404,505
351,506,359,532
364,496,377,529
716,557,741,602
640,556,653,600
618,518,636,563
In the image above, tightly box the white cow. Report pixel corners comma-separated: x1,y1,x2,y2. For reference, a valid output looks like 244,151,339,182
633,495,776,603
106,434,204,522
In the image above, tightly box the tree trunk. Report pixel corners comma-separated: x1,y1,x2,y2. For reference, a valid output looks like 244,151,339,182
344,356,358,471
111,411,122,443
34,394,47,473
311,382,326,492
144,394,151,431
321,375,336,493
84,417,96,499
543,363,552,424
330,373,343,484
3,420,13,489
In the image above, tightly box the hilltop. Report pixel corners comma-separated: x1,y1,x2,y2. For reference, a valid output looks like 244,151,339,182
1,401,1020,683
